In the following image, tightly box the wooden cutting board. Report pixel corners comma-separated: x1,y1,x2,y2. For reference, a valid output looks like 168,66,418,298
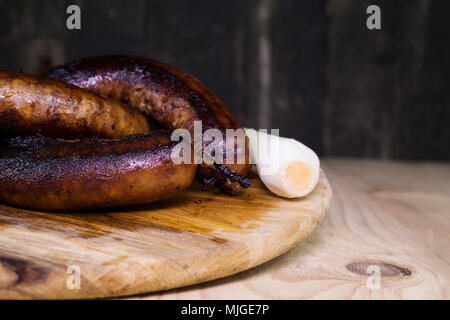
0,171,332,299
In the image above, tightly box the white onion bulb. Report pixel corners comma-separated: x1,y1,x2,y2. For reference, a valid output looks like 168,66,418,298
245,128,320,198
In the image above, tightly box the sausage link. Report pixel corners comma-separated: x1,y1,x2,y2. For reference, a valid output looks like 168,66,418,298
46,56,251,194
0,71,151,139
0,131,196,211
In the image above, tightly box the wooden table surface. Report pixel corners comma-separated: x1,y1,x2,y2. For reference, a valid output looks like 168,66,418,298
132,159,449,300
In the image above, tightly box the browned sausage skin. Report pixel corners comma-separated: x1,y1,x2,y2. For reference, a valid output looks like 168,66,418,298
0,71,151,139
46,55,251,194
0,131,196,211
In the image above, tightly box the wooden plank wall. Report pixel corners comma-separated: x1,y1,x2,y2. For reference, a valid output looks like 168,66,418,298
0,0,448,160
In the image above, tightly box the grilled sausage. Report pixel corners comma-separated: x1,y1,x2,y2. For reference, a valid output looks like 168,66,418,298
46,55,251,194
0,71,151,139
0,132,196,211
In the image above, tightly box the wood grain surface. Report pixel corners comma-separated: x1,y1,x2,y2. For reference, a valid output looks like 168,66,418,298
0,170,331,299
135,159,449,300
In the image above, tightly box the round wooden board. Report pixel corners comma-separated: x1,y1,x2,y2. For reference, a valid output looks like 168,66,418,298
0,171,332,299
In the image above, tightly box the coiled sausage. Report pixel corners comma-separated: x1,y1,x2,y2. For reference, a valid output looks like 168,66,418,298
46,56,251,194
0,132,196,211
0,71,151,139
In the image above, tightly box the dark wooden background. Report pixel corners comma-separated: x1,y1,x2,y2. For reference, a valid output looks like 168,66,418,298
0,0,448,160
